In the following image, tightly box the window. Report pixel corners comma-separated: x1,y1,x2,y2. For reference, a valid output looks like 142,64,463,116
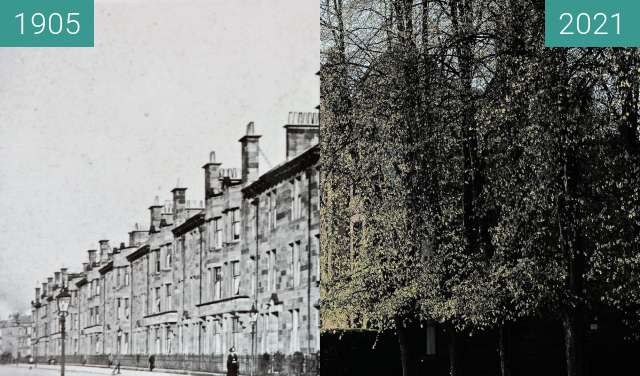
291,176,303,220
315,234,320,282
116,268,121,287
124,268,130,287
155,328,161,354
166,247,173,268
166,284,172,310
231,209,240,240
267,191,277,230
214,218,223,249
124,298,130,318
116,298,121,319
232,261,240,295
213,267,223,300
155,250,161,273
267,249,277,291
232,317,240,333
269,313,279,353
315,306,321,351
95,306,100,324
290,242,300,287
267,193,272,229
155,287,161,313
124,333,129,354
166,330,173,354
290,309,300,352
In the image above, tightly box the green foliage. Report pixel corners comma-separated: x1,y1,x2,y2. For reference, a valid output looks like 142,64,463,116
321,0,640,351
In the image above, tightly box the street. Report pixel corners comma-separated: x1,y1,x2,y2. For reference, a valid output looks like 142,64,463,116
0,364,191,376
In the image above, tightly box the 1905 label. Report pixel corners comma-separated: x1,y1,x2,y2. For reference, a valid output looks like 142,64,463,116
0,0,93,47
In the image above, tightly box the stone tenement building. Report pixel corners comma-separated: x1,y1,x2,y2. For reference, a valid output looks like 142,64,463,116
30,112,320,361
0,315,33,359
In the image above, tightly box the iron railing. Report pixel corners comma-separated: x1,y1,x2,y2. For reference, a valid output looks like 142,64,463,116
32,352,320,376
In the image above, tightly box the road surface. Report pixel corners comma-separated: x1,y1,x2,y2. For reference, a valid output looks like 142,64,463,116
0,364,195,376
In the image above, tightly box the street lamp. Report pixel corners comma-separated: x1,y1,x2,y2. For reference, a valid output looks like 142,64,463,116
249,303,258,376
56,287,71,376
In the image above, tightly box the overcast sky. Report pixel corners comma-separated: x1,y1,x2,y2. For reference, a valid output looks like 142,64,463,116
0,0,319,319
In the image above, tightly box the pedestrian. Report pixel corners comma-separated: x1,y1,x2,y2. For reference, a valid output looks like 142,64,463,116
108,353,113,368
226,347,239,376
148,354,155,372
111,358,121,375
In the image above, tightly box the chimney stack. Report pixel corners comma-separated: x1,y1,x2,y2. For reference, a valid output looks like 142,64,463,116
239,122,261,184
129,228,149,247
172,182,187,224
285,111,319,160
54,272,61,286
47,277,53,295
203,151,223,199
149,196,163,233
99,240,110,263
61,268,68,287
41,282,47,297
35,287,41,302
88,249,97,266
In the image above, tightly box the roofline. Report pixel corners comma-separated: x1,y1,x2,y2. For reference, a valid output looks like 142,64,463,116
172,212,205,237
242,144,318,198
126,244,150,262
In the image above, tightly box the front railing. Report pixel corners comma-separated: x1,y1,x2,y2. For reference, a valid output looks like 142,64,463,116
31,352,320,376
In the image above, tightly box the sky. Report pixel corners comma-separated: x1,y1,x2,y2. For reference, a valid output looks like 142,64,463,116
0,0,319,319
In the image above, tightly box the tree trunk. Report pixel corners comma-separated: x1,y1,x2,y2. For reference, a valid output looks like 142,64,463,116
397,322,418,376
562,310,584,376
498,324,511,376
448,326,461,376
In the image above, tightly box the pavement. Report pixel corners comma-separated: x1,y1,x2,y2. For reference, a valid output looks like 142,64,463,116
0,364,225,376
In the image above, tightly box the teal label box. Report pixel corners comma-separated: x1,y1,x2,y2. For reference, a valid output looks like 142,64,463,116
545,0,640,47
0,0,93,47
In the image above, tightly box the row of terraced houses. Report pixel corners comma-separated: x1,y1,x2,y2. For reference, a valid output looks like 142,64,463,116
29,112,320,372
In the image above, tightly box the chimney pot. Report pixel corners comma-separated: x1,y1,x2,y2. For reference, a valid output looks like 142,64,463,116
246,121,255,135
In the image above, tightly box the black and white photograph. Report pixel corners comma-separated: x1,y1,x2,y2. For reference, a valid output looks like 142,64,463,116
0,1,319,375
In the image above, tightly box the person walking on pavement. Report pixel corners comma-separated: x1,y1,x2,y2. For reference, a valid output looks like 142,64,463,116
111,356,121,375
226,347,239,376
148,354,156,372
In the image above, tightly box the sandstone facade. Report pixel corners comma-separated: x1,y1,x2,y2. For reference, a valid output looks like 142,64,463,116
30,112,319,360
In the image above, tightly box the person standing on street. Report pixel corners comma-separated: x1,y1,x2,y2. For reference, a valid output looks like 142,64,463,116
226,347,239,376
148,354,156,372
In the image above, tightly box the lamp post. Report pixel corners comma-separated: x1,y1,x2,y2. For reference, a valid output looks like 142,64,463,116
56,287,71,376
249,304,258,376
